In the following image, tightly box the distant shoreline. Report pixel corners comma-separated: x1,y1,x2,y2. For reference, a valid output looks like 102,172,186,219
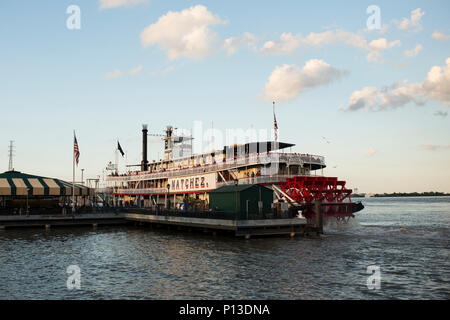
352,192,450,198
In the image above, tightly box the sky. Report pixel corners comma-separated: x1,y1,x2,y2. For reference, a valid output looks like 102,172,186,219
0,0,449,193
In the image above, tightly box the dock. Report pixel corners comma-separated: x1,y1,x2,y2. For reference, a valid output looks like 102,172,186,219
0,213,128,229
0,209,321,238
124,213,311,237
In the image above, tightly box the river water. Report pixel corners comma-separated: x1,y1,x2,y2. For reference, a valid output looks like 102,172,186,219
0,197,448,300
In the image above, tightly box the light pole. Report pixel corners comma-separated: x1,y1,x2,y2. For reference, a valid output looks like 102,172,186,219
26,188,30,216
81,169,84,185
234,179,239,220
166,184,170,211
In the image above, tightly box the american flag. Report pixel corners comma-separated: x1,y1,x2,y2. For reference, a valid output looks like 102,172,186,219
74,133,80,166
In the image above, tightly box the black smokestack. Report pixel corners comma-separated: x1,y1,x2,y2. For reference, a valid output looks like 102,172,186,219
141,124,148,171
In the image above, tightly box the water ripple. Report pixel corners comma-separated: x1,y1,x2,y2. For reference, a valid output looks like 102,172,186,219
0,196,449,299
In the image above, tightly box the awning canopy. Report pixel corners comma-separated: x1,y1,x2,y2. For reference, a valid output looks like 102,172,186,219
222,141,295,154
0,171,94,197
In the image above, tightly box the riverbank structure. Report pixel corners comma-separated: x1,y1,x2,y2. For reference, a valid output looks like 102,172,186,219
0,170,94,214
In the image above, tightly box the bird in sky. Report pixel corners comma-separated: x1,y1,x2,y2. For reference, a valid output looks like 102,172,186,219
322,136,331,144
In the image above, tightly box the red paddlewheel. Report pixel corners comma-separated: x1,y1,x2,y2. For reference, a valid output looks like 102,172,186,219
281,176,356,220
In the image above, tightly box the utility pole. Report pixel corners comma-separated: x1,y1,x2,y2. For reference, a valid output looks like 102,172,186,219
8,141,14,171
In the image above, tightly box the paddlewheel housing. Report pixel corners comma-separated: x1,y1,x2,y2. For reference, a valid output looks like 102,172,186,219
280,176,358,224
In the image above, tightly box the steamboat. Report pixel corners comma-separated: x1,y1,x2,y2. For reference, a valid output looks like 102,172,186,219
105,124,363,224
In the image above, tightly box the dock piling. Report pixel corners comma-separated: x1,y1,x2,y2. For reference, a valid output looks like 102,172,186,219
314,199,323,234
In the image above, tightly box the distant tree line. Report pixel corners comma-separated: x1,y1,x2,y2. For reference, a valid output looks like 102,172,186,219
352,192,449,198
373,192,449,197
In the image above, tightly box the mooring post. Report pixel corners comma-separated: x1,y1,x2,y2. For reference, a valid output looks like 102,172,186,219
92,223,98,229
314,199,323,234
45,224,51,230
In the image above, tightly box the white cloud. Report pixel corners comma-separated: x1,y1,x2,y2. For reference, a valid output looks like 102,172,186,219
140,5,225,60
261,59,348,103
99,0,147,10
161,66,175,74
104,69,123,79
258,30,400,63
128,64,143,75
365,24,389,35
425,58,450,105
397,8,425,32
368,38,401,51
223,32,258,55
258,30,368,55
345,87,379,111
344,57,450,111
366,148,376,156
366,38,401,62
432,30,450,41
104,65,143,78
405,44,423,57
366,52,381,63
259,32,303,55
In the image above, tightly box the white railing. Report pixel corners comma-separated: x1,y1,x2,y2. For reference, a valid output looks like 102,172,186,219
115,187,167,195
298,154,325,165
217,174,294,187
113,172,326,195
106,152,325,183
217,172,323,187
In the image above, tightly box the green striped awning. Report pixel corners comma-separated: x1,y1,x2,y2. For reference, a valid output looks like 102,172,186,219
0,171,94,197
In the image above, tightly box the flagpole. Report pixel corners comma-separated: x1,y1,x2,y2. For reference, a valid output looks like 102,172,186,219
115,139,118,175
72,130,75,214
